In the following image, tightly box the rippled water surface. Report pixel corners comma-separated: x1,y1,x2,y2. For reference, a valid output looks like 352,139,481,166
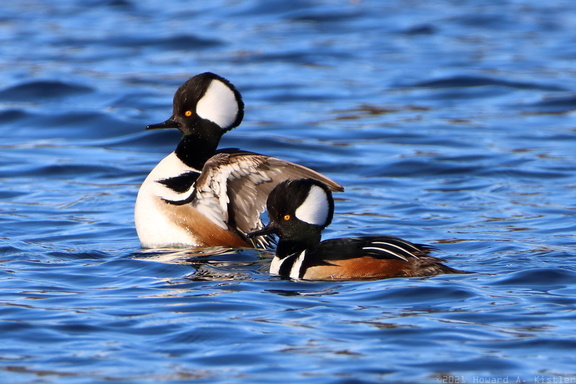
1,1,576,383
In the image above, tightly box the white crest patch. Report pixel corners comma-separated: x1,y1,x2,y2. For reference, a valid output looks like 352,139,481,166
196,79,238,129
295,185,330,226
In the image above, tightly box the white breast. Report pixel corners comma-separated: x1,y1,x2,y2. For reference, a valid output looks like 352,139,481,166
134,152,202,248
269,251,306,280
289,252,306,279
270,255,283,275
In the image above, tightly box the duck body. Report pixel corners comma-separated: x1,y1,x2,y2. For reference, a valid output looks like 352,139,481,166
271,235,461,280
135,73,343,249
135,150,250,248
249,178,466,281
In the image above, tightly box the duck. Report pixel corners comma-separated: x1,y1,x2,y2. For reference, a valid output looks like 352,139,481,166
135,73,343,249
248,178,465,280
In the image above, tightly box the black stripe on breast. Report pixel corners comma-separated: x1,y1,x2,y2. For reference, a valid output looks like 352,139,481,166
157,171,200,193
162,192,196,206
278,253,297,278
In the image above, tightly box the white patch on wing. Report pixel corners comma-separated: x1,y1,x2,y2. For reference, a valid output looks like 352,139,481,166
196,79,238,129
191,151,340,248
193,169,230,230
295,185,330,226
362,246,409,261
193,154,272,231
362,240,419,261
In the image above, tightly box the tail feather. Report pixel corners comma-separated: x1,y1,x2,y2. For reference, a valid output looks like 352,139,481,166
414,256,470,276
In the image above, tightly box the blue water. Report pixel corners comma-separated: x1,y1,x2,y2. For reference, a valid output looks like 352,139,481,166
1,1,576,383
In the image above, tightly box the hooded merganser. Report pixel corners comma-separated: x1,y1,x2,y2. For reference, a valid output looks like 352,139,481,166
248,178,465,280
135,73,343,249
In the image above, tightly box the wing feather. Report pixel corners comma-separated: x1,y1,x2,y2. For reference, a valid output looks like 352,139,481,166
311,236,432,267
193,149,343,248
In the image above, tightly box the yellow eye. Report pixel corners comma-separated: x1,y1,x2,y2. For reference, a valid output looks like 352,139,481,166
184,110,192,117
283,214,291,221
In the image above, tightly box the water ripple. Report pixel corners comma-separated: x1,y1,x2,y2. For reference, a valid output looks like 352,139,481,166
0,80,93,101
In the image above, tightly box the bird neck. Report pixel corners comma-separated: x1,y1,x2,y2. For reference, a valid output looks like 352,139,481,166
175,131,222,169
276,232,321,259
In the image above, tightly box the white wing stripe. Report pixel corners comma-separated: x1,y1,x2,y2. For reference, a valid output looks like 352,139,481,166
362,247,409,262
362,240,420,262
371,240,420,252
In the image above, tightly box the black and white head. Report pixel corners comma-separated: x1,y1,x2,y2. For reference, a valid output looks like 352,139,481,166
249,179,335,243
147,72,244,136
